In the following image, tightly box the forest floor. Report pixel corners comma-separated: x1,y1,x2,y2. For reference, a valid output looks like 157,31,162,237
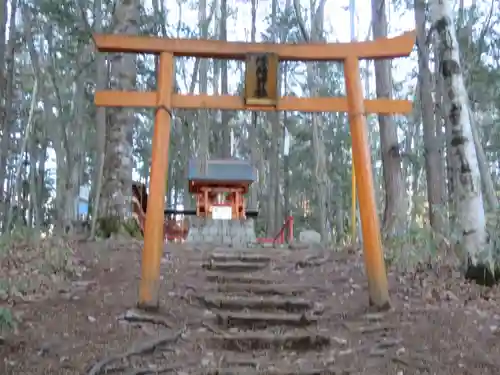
1,237,500,375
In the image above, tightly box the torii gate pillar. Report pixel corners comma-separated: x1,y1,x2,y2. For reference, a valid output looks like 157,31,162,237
345,57,389,308
138,52,174,309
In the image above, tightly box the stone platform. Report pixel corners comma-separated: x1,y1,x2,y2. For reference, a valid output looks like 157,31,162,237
186,218,257,247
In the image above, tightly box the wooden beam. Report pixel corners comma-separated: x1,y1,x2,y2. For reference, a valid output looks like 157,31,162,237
95,91,412,114
92,31,416,61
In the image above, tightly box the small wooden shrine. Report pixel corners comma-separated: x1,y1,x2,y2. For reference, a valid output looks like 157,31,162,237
187,159,257,220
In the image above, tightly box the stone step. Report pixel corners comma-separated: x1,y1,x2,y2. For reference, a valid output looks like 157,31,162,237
202,260,268,272
204,272,276,284
199,294,314,312
199,367,346,375
215,282,307,296
203,329,330,351
210,246,288,254
202,351,345,369
215,311,318,329
206,252,274,263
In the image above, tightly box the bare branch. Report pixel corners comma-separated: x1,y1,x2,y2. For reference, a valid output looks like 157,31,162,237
293,0,310,42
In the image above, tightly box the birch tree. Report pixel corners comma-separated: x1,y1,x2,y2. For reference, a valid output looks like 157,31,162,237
431,0,490,273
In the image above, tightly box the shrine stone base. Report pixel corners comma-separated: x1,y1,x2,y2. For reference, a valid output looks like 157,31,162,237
186,218,257,247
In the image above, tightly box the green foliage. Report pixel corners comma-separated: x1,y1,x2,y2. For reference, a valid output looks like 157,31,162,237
383,223,440,270
0,307,14,332
382,209,500,275
96,216,143,239
254,220,267,238
124,218,144,238
483,212,500,270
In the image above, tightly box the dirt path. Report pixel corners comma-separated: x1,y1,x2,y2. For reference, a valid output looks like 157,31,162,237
1,240,500,374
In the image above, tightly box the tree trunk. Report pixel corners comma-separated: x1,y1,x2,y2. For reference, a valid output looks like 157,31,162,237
265,0,281,237
431,0,489,274
371,0,408,237
0,0,17,217
415,0,445,233
0,0,8,111
90,0,107,238
98,0,139,235
433,41,452,219
28,126,39,231
37,139,48,229
219,0,231,158
293,0,330,241
197,0,210,169
6,79,37,232
468,109,497,211
248,0,259,211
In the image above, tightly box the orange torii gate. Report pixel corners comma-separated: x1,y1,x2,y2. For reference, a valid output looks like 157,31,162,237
93,31,416,311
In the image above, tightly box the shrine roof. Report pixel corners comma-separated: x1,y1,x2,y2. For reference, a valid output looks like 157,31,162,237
188,159,256,184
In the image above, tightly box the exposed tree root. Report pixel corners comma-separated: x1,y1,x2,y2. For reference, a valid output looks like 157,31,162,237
465,261,500,287
126,363,191,375
86,329,183,375
295,254,331,268
119,308,174,328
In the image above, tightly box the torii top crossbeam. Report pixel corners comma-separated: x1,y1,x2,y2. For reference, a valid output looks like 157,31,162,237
93,31,415,61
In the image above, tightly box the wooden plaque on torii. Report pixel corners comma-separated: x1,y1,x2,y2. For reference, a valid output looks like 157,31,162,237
244,53,279,107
